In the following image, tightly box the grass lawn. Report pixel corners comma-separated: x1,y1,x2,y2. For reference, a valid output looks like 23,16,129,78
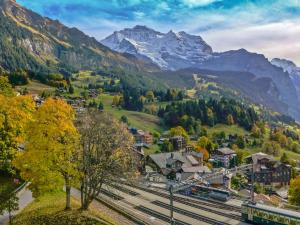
11,191,117,225
278,149,300,161
98,94,165,133
15,80,55,95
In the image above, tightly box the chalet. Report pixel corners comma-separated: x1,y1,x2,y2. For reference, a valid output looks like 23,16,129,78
245,152,292,186
254,162,291,186
146,151,209,181
210,147,237,168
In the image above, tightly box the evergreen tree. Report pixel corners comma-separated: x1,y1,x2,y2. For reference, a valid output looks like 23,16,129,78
98,102,104,111
69,85,74,94
120,115,128,124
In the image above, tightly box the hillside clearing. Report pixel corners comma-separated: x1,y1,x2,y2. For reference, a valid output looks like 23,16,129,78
15,80,55,95
98,94,165,133
205,124,249,137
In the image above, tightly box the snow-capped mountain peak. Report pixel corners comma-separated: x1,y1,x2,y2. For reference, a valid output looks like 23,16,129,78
101,25,213,70
271,58,300,100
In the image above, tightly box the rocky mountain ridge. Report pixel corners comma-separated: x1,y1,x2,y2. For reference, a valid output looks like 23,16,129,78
101,25,212,70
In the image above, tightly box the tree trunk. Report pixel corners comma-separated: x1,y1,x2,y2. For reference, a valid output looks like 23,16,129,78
80,183,84,208
65,177,71,210
81,191,91,210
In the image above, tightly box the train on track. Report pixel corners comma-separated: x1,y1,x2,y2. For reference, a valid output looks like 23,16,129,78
242,201,300,225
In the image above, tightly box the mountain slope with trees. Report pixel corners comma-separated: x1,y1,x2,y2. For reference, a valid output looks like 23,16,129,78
0,0,158,76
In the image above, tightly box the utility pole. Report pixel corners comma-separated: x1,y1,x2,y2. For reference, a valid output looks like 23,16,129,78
169,185,175,225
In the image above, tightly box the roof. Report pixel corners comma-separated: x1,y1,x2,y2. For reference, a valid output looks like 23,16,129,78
149,152,199,169
245,152,274,163
181,166,211,173
276,189,288,199
216,147,235,155
186,155,199,166
166,157,184,166
190,151,203,158
245,203,300,218
170,135,184,140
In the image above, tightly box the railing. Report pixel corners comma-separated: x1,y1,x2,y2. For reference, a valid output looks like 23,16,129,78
13,182,28,194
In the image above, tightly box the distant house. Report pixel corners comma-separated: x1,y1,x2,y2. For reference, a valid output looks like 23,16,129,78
245,152,292,186
146,151,209,181
32,94,43,107
210,147,237,168
129,128,153,145
169,136,186,151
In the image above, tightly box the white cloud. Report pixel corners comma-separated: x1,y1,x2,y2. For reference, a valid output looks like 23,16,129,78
133,11,145,19
201,20,300,65
182,0,221,7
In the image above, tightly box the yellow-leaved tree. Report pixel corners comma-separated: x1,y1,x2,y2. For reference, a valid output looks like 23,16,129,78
289,175,300,206
0,79,36,173
169,126,189,142
14,98,80,210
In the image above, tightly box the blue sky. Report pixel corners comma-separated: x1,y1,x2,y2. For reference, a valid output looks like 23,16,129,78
17,0,300,64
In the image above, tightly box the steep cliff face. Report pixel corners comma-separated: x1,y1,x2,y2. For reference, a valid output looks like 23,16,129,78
0,0,157,73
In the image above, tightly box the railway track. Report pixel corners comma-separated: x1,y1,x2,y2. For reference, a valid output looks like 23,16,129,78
152,201,230,225
100,188,124,200
115,183,241,221
101,186,240,225
152,200,241,221
125,183,241,212
134,205,191,225
111,184,140,196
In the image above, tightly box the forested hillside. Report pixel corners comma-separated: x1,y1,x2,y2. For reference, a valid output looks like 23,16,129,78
0,0,157,76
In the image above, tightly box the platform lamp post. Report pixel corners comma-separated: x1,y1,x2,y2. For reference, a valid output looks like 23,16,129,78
168,181,193,225
169,184,175,225
250,162,255,204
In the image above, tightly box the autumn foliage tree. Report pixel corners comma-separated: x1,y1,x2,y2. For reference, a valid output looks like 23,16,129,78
0,76,14,97
14,98,80,210
0,78,35,173
76,111,137,210
289,175,300,206
194,146,209,161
